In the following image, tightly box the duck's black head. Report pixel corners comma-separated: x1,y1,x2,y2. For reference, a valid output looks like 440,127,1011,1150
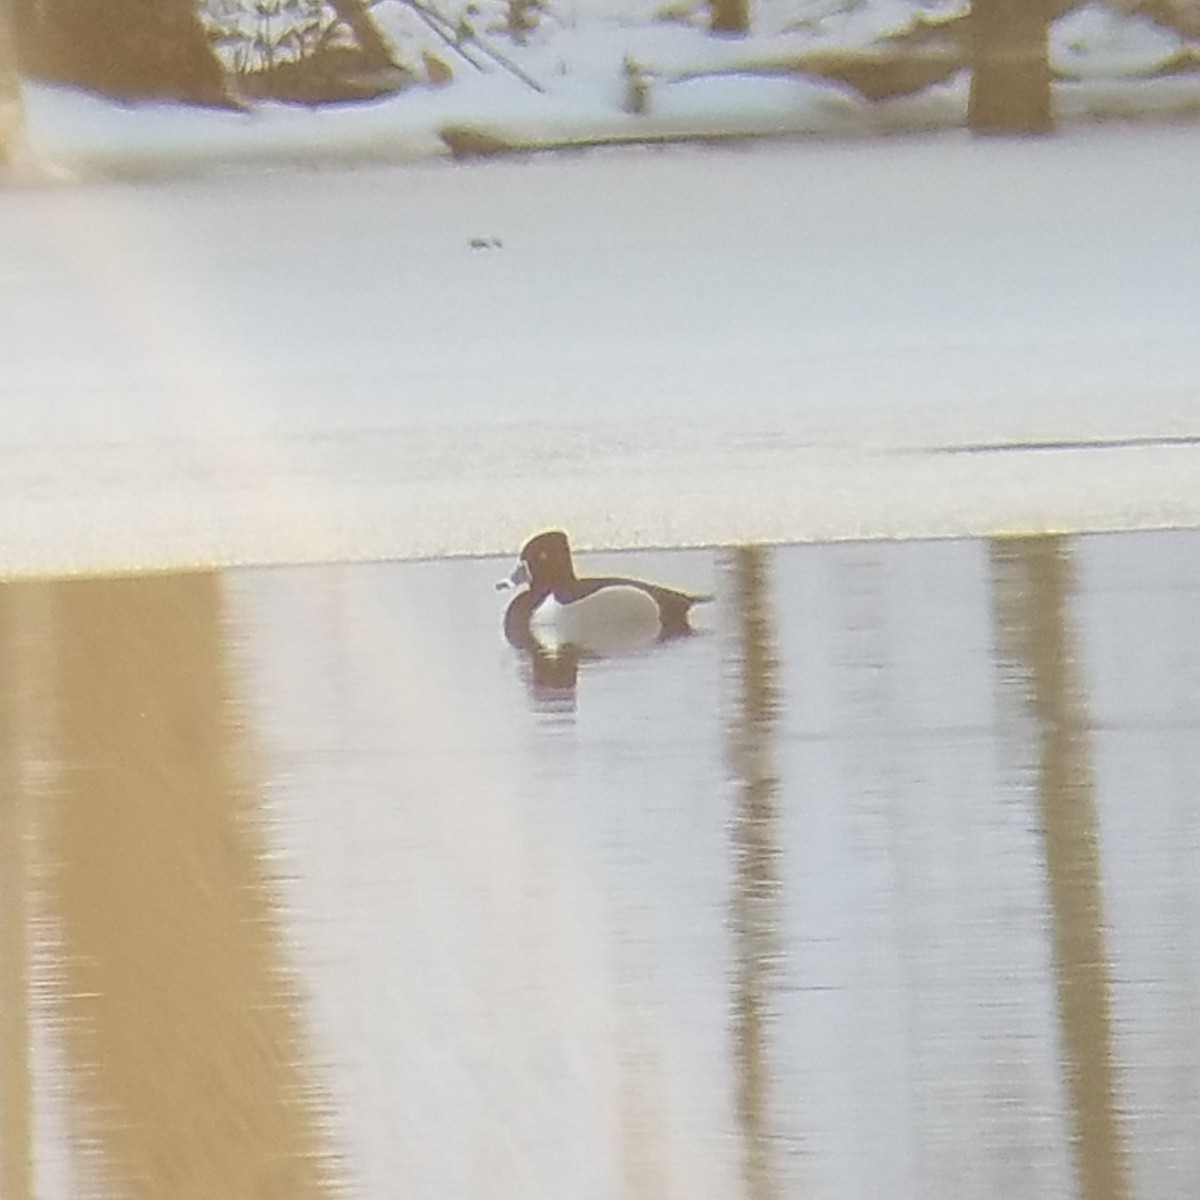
518,529,576,591
497,529,578,601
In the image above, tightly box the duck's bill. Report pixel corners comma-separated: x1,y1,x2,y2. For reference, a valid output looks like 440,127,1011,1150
496,560,531,591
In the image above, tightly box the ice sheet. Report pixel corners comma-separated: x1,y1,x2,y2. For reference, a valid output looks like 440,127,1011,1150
2,128,1198,572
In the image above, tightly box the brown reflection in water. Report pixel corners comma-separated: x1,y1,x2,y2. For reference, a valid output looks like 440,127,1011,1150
990,537,1130,1200
5,573,335,1200
726,546,782,1200
0,760,33,1200
0,585,50,1200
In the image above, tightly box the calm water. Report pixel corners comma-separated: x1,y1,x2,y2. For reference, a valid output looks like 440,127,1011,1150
2,530,1199,1200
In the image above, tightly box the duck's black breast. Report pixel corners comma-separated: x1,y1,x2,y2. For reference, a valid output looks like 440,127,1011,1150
503,588,542,649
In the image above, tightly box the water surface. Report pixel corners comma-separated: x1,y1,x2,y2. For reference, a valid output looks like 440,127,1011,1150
1,530,1198,1200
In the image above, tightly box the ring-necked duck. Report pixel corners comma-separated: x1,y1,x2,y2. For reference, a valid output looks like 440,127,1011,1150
497,530,712,653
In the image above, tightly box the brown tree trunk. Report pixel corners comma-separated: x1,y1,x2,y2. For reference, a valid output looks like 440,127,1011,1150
711,0,749,36
327,0,395,69
968,0,1054,133
0,0,17,95
16,0,230,105
0,0,27,170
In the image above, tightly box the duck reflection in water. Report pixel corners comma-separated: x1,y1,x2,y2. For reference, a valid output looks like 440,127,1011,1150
497,530,713,702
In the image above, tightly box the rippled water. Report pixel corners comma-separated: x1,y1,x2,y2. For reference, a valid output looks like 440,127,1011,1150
2,530,1199,1200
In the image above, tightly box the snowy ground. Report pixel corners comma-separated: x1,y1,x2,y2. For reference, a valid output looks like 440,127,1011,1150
14,0,1200,174
2,121,1199,576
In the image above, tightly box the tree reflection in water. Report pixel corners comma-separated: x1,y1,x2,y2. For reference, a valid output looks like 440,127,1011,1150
991,536,1131,1200
726,545,782,1200
0,574,336,1200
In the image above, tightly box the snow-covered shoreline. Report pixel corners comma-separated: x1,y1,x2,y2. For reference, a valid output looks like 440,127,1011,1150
17,64,1200,181
8,0,1200,179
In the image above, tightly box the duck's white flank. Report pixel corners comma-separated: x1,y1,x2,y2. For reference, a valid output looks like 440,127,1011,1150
531,586,662,654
